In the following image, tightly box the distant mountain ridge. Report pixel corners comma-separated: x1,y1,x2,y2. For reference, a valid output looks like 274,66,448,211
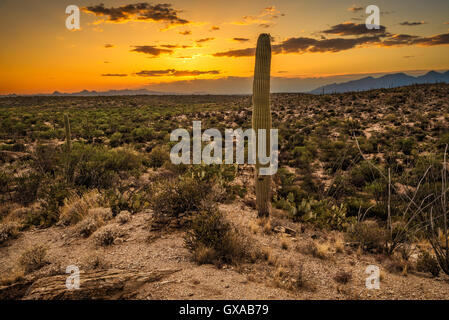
310,70,449,94
2,89,179,97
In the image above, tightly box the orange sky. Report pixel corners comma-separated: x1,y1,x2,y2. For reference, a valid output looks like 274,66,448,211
0,0,448,94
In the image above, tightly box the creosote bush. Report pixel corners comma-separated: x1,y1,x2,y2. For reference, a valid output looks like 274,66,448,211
0,221,20,244
346,219,388,253
93,225,121,246
416,251,440,277
19,244,48,273
185,204,256,266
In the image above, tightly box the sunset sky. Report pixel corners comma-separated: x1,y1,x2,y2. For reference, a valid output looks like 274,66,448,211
1,0,448,94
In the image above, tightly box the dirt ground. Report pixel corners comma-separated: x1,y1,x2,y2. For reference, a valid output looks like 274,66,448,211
1,200,449,300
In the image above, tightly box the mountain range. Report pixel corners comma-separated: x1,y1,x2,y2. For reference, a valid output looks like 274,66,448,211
309,70,449,94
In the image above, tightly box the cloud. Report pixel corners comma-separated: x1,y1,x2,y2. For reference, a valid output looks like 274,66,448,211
213,34,381,57
348,5,364,12
232,37,250,42
159,44,192,49
380,34,420,46
230,6,282,26
101,73,127,77
322,22,386,36
399,21,427,26
104,44,114,48
83,3,189,25
196,37,215,43
212,21,449,58
210,25,220,31
381,33,449,47
130,45,173,56
179,30,191,35
212,47,256,57
412,33,449,46
135,69,220,77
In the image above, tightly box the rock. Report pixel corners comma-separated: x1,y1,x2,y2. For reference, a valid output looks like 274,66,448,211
273,226,296,235
0,268,180,300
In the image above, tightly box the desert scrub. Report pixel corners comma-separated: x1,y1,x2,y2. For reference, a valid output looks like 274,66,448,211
59,190,101,225
150,176,210,219
93,225,122,246
117,210,131,224
416,251,440,277
0,221,19,244
19,244,48,273
346,219,388,253
75,208,112,237
185,205,256,266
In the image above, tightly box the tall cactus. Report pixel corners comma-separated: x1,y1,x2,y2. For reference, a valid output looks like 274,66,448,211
64,113,72,183
252,33,272,217
64,113,72,153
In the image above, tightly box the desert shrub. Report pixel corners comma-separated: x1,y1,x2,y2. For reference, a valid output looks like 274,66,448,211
147,145,169,168
117,210,131,224
0,222,19,244
75,208,112,237
346,219,388,253
416,251,440,277
70,145,143,189
105,188,150,215
93,225,121,246
19,245,48,273
14,171,42,205
292,198,354,231
151,176,210,218
83,252,108,270
27,180,71,228
59,190,101,225
109,132,123,147
185,205,254,265
76,216,102,237
334,270,352,284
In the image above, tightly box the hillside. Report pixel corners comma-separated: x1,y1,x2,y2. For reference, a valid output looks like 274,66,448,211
1,83,449,299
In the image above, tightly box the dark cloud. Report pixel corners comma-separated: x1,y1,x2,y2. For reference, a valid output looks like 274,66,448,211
212,47,256,57
212,21,449,58
135,69,220,77
232,37,250,42
160,44,192,49
104,44,114,48
130,45,173,56
101,73,127,77
83,3,189,25
322,22,386,36
380,34,419,46
399,21,427,26
381,33,449,47
412,33,449,46
179,30,191,35
196,37,215,43
210,25,220,31
348,5,364,12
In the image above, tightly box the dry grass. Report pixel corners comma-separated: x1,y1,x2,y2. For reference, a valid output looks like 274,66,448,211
0,221,20,244
75,207,113,237
93,225,122,247
18,244,48,273
117,210,131,224
59,190,101,225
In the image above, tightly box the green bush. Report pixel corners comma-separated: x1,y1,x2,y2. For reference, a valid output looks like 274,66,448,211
416,251,440,277
184,205,254,265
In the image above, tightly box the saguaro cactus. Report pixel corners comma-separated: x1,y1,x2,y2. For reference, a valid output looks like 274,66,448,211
64,113,72,153
252,33,272,217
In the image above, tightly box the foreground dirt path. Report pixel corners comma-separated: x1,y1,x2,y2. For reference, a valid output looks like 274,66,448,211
1,202,449,299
